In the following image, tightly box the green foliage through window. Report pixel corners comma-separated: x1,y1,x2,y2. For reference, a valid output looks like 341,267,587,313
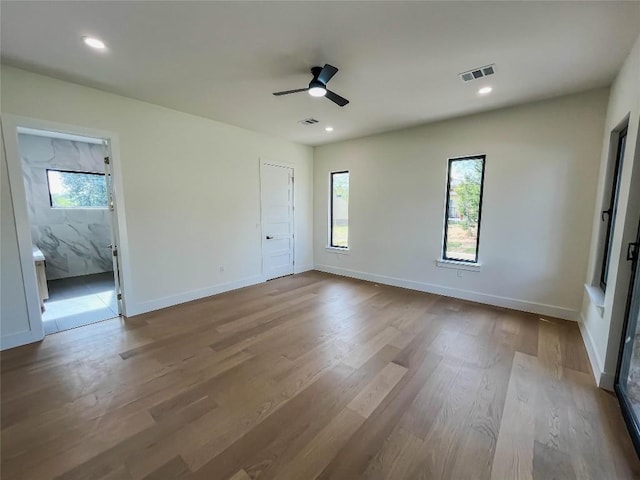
331,171,349,248
444,156,485,262
454,160,483,232
47,169,108,208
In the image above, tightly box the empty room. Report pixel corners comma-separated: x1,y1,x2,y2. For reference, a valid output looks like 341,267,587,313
1,1,640,479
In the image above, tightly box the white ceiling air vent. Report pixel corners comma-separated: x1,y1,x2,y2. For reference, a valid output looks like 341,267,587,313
459,64,496,82
298,118,320,125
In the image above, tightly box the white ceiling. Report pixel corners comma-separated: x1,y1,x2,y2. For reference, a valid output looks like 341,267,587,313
1,1,639,146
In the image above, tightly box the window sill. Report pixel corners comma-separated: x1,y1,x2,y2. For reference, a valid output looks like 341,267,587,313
326,246,349,254
436,259,482,272
584,284,605,316
50,207,109,210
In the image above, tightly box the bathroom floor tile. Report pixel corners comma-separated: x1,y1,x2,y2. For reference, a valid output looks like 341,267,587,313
42,271,119,333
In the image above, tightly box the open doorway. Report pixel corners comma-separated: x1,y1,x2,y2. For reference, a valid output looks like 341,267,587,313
16,128,122,334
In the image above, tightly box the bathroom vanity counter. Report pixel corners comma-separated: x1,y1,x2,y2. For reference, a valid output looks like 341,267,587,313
33,246,48,310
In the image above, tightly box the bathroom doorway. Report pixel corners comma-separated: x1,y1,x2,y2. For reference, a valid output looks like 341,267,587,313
16,128,122,334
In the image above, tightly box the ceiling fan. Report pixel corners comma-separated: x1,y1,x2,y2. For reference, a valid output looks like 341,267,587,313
273,64,349,107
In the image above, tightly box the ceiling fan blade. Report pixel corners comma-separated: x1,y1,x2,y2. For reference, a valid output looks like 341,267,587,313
317,64,338,85
325,89,349,107
272,88,309,96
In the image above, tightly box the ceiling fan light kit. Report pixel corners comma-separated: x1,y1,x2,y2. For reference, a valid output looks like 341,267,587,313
273,64,349,107
308,85,327,97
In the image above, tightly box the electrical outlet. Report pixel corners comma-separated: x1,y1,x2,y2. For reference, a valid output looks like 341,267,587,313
457,270,463,278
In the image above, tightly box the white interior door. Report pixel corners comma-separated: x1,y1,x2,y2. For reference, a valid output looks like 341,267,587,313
261,162,294,280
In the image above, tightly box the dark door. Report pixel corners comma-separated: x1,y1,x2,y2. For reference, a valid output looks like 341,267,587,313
615,218,640,455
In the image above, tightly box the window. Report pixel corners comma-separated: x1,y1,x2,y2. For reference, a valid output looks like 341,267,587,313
330,171,349,248
46,169,108,208
443,155,486,263
600,127,627,290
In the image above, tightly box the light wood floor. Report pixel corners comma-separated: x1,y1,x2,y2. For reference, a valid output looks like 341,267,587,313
2,271,640,479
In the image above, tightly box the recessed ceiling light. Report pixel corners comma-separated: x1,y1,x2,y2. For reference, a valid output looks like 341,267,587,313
82,36,106,50
478,86,492,95
325,126,334,132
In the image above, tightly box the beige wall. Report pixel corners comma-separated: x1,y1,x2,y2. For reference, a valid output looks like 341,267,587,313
581,34,640,388
314,89,609,320
1,66,314,348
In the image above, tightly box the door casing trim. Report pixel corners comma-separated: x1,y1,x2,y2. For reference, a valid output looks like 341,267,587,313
1,113,131,348
259,157,295,282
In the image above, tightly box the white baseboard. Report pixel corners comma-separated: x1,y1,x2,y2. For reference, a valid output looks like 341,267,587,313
129,266,314,317
599,372,615,391
577,313,614,391
1,329,44,351
578,314,605,384
127,274,264,317
314,264,579,321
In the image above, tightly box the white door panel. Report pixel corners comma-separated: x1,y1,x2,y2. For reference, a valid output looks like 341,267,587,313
261,162,294,280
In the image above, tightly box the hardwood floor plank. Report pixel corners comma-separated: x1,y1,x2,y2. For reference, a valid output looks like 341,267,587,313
272,408,365,480
2,409,155,480
537,319,563,379
2,271,639,480
399,356,464,440
565,366,640,479
184,347,400,480
533,440,577,480
227,470,251,480
558,321,592,374
146,350,251,422
409,362,487,479
215,292,318,333
342,326,402,369
535,319,571,458
491,352,537,480
51,392,216,480
141,456,189,480
347,362,408,418
363,426,424,480
448,350,513,479
316,351,442,479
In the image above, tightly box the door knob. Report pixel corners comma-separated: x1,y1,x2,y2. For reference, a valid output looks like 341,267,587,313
266,236,274,240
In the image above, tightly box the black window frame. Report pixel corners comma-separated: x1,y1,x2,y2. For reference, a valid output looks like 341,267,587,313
46,168,108,209
329,170,349,249
600,127,627,291
442,155,486,263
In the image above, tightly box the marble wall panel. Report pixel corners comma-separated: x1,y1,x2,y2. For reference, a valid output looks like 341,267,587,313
18,134,114,280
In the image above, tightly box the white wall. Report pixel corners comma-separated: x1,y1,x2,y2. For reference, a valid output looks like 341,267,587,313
1,129,33,347
1,66,313,348
314,89,609,320
581,34,640,389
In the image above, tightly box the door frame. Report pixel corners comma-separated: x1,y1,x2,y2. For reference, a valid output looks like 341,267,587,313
1,114,132,347
259,158,295,281
614,217,640,457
